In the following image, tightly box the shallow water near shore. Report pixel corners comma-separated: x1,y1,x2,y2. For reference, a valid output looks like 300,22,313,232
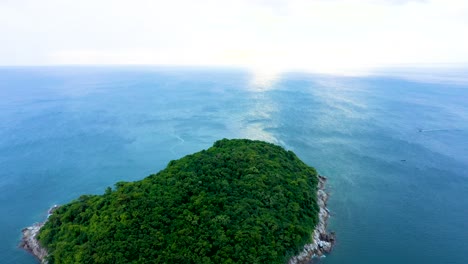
1,66,467,263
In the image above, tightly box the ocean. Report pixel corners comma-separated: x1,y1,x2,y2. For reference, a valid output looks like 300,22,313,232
0,66,467,263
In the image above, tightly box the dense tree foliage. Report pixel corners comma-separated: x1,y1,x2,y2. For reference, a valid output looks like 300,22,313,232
38,139,320,264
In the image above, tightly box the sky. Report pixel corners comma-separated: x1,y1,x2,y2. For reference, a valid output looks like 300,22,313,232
1,0,467,73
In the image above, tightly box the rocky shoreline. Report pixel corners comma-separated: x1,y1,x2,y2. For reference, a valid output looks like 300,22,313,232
288,175,336,264
19,205,58,264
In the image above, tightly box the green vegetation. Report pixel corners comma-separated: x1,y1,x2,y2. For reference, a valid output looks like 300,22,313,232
37,139,320,264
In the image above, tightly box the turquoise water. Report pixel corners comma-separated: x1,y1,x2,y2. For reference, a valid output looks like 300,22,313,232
1,67,467,263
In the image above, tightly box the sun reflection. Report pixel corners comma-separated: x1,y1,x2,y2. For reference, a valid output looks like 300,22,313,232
238,68,285,146
247,67,283,92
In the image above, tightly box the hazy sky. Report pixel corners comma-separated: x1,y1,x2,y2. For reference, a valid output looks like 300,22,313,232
1,0,467,73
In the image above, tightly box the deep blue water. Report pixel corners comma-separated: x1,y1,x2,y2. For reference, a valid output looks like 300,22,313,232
1,66,467,264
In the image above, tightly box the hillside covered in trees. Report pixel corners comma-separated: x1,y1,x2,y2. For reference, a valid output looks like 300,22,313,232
37,139,321,263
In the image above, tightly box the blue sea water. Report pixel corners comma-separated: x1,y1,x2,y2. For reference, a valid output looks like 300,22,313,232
0,66,467,264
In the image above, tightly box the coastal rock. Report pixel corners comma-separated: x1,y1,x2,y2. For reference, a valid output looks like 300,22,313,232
288,175,335,264
20,205,58,263
20,223,48,263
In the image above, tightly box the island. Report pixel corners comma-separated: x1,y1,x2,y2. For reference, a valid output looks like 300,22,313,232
21,139,334,263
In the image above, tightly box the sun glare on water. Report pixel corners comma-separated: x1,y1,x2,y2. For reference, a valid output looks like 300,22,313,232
248,67,283,92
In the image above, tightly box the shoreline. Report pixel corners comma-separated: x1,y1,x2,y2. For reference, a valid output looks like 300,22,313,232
19,205,58,264
288,175,336,264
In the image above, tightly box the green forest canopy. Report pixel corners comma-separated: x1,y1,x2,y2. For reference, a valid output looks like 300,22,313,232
38,139,320,264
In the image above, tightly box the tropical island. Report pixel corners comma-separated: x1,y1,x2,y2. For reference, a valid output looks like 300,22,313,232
21,139,334,263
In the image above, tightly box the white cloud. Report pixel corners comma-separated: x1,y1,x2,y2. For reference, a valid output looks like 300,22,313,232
0,0,467,73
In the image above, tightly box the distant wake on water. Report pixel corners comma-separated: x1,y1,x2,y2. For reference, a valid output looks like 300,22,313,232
417,128,463,133
169,134,185,155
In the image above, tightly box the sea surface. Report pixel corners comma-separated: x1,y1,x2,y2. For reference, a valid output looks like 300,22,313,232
0,66,467,264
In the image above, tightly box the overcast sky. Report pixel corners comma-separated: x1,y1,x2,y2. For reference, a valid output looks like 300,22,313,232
1,0,467,73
